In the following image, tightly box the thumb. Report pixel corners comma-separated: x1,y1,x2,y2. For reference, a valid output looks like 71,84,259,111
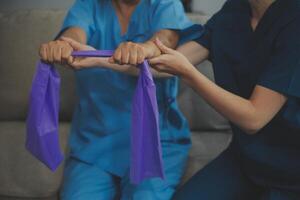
154,38,175,54
60,36,83,51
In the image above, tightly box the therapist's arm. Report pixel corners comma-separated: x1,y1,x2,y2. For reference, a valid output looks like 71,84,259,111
177,41,210,66
150,39,287,134
184,72,287,134
39,27,87,64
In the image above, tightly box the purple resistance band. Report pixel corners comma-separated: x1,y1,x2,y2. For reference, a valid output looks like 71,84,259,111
26,50,164,184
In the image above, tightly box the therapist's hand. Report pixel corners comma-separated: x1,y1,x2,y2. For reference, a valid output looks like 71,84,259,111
149,39,194,77
39,39,74,65
60,37,102,69
109,42,153,65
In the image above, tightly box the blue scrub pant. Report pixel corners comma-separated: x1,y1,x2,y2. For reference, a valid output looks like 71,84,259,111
172,148,300,200
60,143,188,200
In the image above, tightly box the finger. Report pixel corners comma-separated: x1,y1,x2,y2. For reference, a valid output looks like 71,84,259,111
155,38,174,54
39,44,48,62
70,58,81,69
108,57,115,64
137,51,144,64
137,46,145,64
152,64,167,72
113,47,122,63
48,43,54,63
121,45,130,64
149,56,164,65
67,56,74,65
60,37,81,51
54,45,62,64
129,46,138,65
61,46,73,64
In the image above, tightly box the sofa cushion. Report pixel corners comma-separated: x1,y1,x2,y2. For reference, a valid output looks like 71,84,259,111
0,121,69,198
0,10,75,122
182,130,232,183
0,196,58,200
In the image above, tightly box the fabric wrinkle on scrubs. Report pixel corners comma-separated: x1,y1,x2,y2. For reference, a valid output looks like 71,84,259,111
60,0,202,199
187,0,300,197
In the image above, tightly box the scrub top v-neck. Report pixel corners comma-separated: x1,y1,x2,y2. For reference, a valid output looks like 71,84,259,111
60,0,202,177
195,0,300,191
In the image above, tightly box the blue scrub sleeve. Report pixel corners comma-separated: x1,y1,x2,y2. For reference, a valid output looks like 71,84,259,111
60,0,96,41
150,0,203,45
258,20,300,99
150,0,194,32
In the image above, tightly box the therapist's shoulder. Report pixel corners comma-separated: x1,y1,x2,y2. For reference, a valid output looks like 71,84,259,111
205,0,247,27
218,0,248,13
276,2,300,39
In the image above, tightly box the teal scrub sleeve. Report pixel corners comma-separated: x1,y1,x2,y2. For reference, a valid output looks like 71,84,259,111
60,0,96,41
258,19,300,99
150,0,194,32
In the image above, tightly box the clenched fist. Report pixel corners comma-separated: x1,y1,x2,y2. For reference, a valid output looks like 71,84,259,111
39,39,74,64
109,42,149,65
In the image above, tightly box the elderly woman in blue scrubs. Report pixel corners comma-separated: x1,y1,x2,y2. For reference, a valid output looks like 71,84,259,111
150,0,300,199
39,0,200,199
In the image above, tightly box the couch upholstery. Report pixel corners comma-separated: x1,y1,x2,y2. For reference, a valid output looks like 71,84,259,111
0,10,232,199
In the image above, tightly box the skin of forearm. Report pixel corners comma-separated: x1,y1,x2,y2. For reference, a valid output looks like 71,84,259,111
143,30,179,58
183,66,269,134
58,27,87,44
95,58,172,77
178,42,209,66
177,41,209,66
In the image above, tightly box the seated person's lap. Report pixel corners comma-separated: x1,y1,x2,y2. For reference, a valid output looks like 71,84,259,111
172,148,263,200
60,143,188,200
172,147,300,200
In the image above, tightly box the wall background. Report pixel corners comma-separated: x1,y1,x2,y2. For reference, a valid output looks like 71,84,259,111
0,0,226,15
192,0,225,15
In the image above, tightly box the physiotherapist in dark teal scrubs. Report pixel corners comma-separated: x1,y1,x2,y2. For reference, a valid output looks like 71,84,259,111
150,0,300,199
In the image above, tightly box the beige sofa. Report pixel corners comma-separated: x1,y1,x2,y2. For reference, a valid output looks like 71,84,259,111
0,10,232,200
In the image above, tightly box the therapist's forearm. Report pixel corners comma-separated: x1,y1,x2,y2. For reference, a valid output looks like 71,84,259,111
183,66,283,134
143,30,179,58
177,41,210,66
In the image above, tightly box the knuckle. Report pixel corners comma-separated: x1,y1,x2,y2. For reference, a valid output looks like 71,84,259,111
67,44,73,50
119,43,125,48
135,43,141,48
114,54,120,60
54,57,61,62
61,54,68,59
49,41,55,46
40,43,47,49
139,46,146,53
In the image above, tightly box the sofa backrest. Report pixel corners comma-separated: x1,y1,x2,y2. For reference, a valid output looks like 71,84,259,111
0,10,230,131
0,10,76,122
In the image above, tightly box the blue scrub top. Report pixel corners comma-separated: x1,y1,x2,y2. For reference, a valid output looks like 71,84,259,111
195,0,300,190
61,0,202,176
